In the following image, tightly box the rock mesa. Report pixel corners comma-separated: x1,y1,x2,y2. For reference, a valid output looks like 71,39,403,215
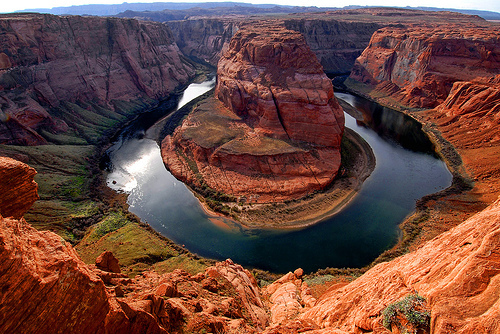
162,23,344,203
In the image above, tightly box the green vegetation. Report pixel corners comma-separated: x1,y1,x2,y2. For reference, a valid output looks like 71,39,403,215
76,214,210,277
0,76,214,275
382,293,431,333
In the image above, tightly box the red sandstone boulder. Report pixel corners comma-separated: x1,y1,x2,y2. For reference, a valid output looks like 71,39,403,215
96,250,121,273
0,216,111,333
0,156,38,219
350,24,500,108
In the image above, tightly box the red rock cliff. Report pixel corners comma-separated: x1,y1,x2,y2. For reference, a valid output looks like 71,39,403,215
350,24,500,108
0,13,195,145
215,22,344,147
162,23,344,204
298,194,500,333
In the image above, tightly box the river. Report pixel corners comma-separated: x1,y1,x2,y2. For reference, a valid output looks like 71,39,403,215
105,80,452,274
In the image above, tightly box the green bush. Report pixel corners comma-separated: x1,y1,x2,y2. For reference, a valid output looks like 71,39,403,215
382,293,430,333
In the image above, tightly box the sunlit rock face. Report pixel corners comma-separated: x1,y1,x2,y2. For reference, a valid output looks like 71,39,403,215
162,23,345,203
0,156,38,219
350,24,500,108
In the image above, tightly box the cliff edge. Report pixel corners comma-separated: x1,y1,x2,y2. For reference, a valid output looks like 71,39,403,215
0,13,195,145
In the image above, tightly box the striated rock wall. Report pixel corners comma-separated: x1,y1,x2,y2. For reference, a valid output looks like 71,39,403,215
167,17,380,75
215,22,344,147
284,18,381,74
167,19,238,66
349,24,500,108
0,156,38,219
0,13,195,145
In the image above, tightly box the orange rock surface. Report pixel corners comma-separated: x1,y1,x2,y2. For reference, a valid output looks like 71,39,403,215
350,24,500,108
162,23,344,203
0,156,38,219
300,195,500,333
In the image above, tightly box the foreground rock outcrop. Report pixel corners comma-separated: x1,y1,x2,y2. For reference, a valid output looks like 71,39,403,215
0,13,195,145
350,24,500,108
162,23,344,204
0,157,268,333
0,156,38,219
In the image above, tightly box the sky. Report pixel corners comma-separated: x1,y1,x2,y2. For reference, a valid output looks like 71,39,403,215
1,0,499,14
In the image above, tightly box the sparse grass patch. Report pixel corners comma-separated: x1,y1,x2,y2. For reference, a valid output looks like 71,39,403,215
153,254,210,275
84,211,129,243
76,219,209,277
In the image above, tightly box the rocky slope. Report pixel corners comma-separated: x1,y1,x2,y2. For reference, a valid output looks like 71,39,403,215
349,23,500,108
297,194,500,333
0,13,195,145
161,22,345,204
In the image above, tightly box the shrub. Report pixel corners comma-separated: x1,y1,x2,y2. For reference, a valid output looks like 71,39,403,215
382,293,430,333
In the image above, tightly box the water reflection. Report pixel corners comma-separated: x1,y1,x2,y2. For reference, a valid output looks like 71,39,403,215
336,93,435,154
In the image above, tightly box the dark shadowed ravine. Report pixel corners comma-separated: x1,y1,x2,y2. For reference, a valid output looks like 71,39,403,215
105,80,452,274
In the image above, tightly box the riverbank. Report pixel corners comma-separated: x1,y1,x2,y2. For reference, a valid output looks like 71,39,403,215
340,78,495,269
215,128,375,229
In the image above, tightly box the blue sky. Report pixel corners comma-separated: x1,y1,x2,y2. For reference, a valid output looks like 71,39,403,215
1,0,499,14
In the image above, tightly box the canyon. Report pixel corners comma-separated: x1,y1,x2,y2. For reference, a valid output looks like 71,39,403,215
0,7,500,334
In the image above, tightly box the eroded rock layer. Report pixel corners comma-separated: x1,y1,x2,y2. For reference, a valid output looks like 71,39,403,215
350,24,500,108
0,13,195,145
162,23,344,203
215,22,344,147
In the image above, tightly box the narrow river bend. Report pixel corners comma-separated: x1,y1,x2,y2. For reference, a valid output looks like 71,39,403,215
105,80,452,274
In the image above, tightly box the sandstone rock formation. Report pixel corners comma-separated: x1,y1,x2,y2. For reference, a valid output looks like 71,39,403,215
0,156,38,219
162,23,344,203
215,22,344,147
299,195,500,333
350,24,500,108
0,214,271,334
0,13,195,145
